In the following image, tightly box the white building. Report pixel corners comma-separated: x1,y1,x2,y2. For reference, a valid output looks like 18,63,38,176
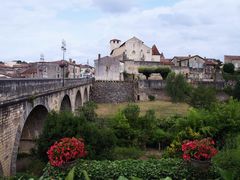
110,37,164,62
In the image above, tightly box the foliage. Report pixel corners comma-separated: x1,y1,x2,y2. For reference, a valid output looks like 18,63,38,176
189,85,216,109
111,147,144,160
165,72,191,102
138,67,171,80
37,103,117,162
213,134,240,179
77,101,98,122
123,104,140,126
233,80,240,100
155,67,171,80
148,95,155,101
223,63,235,74
47,137,86,167
138,67,155,79
42,159,219,180
182,138,218,161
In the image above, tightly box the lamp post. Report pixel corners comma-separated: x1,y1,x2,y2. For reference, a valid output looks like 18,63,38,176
60,40,67,87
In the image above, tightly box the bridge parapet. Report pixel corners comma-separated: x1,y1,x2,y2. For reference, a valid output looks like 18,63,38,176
0,78,93,104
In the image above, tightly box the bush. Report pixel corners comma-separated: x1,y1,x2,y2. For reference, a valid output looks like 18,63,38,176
138,67,155,79
111,147,144,160
166,72,191,102
233,80,240,100
148,95,155,101
189,86,216,109
42,159,219,180
223,63,235,74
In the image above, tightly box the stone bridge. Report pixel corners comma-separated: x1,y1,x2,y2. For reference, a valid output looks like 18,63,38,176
0,78,93,176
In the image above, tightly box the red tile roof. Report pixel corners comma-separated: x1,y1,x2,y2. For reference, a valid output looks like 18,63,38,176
224,55,240,61
152,44,161,55
21,67,37,75
160,59,174,65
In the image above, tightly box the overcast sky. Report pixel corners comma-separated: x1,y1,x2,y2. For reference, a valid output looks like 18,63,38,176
0,0,240,64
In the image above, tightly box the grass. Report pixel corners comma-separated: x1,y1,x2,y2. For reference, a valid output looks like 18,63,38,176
96,100,189,118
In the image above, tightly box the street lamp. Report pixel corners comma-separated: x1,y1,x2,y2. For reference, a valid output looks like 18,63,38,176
59,60,67,87
60,40,67,87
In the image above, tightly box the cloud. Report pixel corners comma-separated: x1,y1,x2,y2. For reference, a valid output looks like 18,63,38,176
0,0,240,64
91,0,135,13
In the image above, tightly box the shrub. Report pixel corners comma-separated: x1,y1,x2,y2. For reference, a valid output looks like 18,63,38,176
189,85,216,109
148,95,155,101
42,159,219,180
123,104,140,126
233,80,240,100
166,72,191,102
223,63,235,74
47,137,86,167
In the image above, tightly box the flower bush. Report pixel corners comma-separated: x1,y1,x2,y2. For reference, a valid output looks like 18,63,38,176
47,137,86,167
182,138,218,161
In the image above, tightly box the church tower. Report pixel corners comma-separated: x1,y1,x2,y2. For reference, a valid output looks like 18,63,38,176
110,39,121,52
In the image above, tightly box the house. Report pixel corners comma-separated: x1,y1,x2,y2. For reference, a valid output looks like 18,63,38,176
80,64,94,78
224,55,240,70
110,37,164,62
94,55,124,81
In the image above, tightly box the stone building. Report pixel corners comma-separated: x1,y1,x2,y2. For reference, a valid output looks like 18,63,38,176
110,37,164,62
224,55,240,70
94,55,124,81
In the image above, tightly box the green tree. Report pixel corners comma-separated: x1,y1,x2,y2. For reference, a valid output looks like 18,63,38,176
165,72,191,102
233,80,240,100
189,85,217,109
223,63,235,74
138,67,155,79
156,67,171,80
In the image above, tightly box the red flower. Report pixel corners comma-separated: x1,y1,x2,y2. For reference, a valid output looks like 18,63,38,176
47,137,87,167
181,138,218,161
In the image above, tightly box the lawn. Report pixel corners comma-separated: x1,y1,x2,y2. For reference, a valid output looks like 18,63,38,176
96,100,190,118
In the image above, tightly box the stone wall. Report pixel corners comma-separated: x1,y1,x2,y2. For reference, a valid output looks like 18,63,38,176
91,81,137,103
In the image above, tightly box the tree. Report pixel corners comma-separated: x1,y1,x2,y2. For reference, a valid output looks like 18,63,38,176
165,72,191,102
233,81,240,100
156,67,171,80
189,85,217,109
223,63,235,74
138,67,155,79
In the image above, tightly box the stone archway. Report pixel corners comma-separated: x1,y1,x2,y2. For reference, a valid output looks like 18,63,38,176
60,95,72,112
0,162,3,177
11,105,48,174
75,90,82,111
83,87,88,104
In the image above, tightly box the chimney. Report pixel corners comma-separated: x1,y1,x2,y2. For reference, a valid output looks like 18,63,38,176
98,54,101,60
188,55,191,57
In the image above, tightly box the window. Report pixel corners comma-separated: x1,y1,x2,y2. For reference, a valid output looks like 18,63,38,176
132,50,136,55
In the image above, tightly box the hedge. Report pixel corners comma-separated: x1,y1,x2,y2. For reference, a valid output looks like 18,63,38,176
42,159,219,179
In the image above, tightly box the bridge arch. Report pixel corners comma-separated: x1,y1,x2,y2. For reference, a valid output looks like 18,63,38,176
11,104,48,174
0,162,3,177
60,95,72,112
83,87,88,104
75,90,82,111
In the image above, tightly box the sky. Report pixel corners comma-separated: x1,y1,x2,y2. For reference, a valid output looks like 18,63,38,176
0,0,240,65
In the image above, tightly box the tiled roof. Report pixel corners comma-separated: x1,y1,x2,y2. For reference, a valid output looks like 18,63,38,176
152,45,161,55
224,55,240,61
160,59,174,65
21,67,37,74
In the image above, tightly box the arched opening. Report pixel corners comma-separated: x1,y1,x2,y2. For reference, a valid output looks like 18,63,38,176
16,105,48,173
60,95,72,112
75,91,82,111
83,88,88,104
19,105,48,154
0,162,3,177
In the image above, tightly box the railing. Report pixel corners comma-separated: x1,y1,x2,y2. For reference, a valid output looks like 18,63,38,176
0,78,94,103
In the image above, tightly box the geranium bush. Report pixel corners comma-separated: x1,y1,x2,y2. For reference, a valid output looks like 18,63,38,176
47,137,87,167
182,138,218,161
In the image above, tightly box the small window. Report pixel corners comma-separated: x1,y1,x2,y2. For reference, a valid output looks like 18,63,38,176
132,50,136,55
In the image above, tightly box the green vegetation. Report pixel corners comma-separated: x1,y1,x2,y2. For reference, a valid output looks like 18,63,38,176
233,80,240,100
42,159,219,179
138,67,171,80
96,101,189,118
223,63,235,74
166,72,191,102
